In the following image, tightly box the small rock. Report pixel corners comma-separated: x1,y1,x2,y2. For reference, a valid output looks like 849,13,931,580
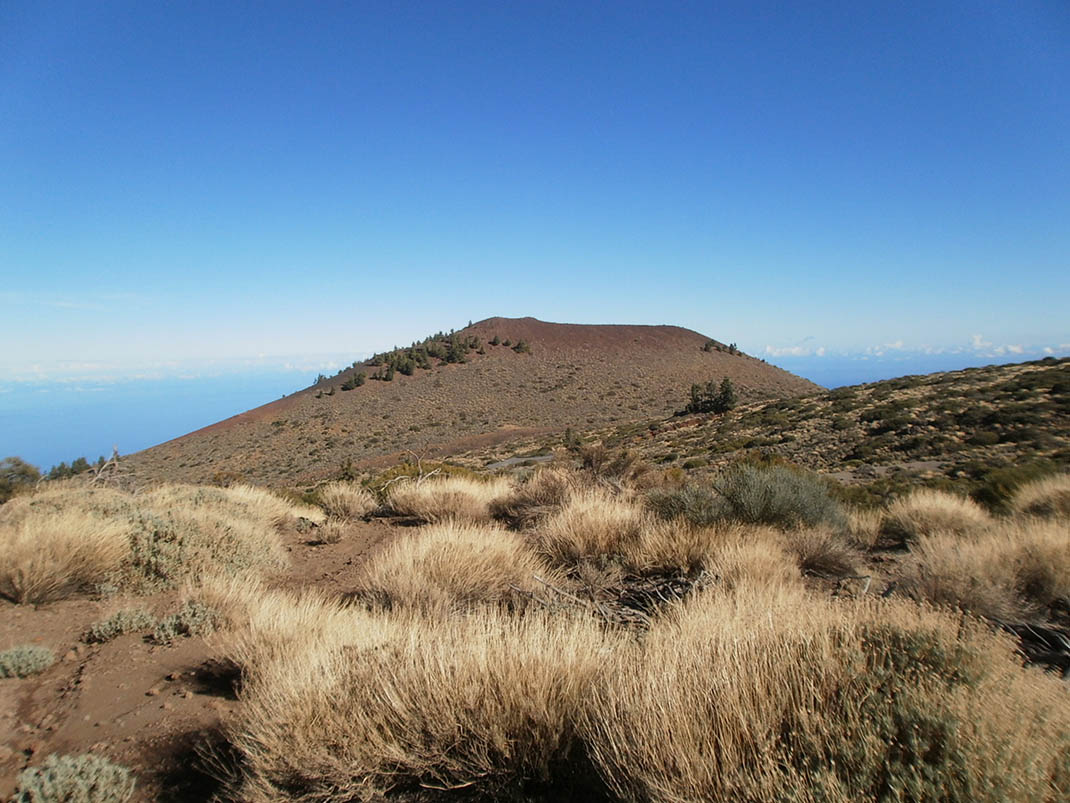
0,745,14,762
166,672,180,681
160,702,173,711
146,687,160,697
63,650,78,662
183,691,194,700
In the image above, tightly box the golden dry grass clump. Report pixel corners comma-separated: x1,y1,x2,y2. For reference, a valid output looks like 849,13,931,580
0,482,316,603
489,465,580,528
582,584,1070,802
898,517,1070,621
385,474,513,523
318,481,378,520
351,520,563,612
536,487,650,568
1011,473,1070,519
224,603,624,801
0,510,129,603
881,488,992,544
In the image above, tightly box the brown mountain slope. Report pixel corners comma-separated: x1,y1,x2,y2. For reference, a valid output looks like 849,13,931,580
126,317,819,485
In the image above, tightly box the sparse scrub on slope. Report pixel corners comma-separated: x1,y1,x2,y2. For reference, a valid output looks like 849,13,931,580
385,474,513,523
1011,473,1070,519
881,489,992,546
351,520,563,613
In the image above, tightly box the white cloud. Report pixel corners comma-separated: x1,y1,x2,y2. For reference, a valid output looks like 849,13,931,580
1006,344,1024,354
970,334,992,349
815,347,826,357
764,345,811,357
1044,347,1055,354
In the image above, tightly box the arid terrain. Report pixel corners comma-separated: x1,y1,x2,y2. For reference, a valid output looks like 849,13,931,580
2,329,1069,802
125,317,819,487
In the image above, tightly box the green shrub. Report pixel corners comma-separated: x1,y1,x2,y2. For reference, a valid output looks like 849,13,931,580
13,753,135,802
713,464,847,530
0,645,55,678
83,609,156,644
647,485,721,526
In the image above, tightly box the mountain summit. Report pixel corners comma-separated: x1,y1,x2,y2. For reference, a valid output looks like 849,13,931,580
127,317,819,485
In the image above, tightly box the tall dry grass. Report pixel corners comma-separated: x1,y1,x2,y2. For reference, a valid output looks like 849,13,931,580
224,604,623,801
582,584,1070,802
0,482,312,603
490,466,579,528
899,518,1070,620
385,475,513,523
351,520,563,612
536,488,650,568
0,510,129,603
1011,473,1070,519
318,481,377,520
881,489,991,545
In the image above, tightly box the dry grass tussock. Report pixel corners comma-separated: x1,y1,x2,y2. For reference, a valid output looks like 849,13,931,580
881,488,992,545
536,488,650,569
582,583,1070,803
899,517,1070,621
318,481,377,520
846,506,884,550
490,466,580,528
385,474,513,523
1011,473,1070,519
0,483,313,603
223,604,623,801
0,510,129,603
351,520,564,613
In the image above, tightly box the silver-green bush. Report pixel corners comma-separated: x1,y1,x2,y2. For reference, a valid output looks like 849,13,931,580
13,753,134,802
83,609,156,643
0,645,55,678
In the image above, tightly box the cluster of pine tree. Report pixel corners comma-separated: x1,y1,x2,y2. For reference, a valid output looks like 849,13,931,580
685,376,738,415
702,340,743,356
367,331,486,379
47,455,108,480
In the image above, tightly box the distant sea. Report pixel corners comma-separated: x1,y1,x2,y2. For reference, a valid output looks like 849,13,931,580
0,353,1051,474
0,371,318,473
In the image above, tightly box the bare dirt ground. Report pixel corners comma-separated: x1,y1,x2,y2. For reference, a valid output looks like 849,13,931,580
0,518,400,800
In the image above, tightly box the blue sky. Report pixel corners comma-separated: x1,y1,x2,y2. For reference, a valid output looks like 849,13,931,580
2,0,1068,385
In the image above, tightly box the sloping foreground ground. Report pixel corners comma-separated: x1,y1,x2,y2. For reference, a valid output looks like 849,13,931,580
3,455,1070,801
125,317,818,487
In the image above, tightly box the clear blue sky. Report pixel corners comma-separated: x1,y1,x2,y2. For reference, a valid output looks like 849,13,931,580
3,0,1068,382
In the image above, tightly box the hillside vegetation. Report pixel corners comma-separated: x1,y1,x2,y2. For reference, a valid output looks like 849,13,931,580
457,356,1070,508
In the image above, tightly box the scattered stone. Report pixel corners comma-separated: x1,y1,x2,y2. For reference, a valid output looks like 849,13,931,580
146,687,160,697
